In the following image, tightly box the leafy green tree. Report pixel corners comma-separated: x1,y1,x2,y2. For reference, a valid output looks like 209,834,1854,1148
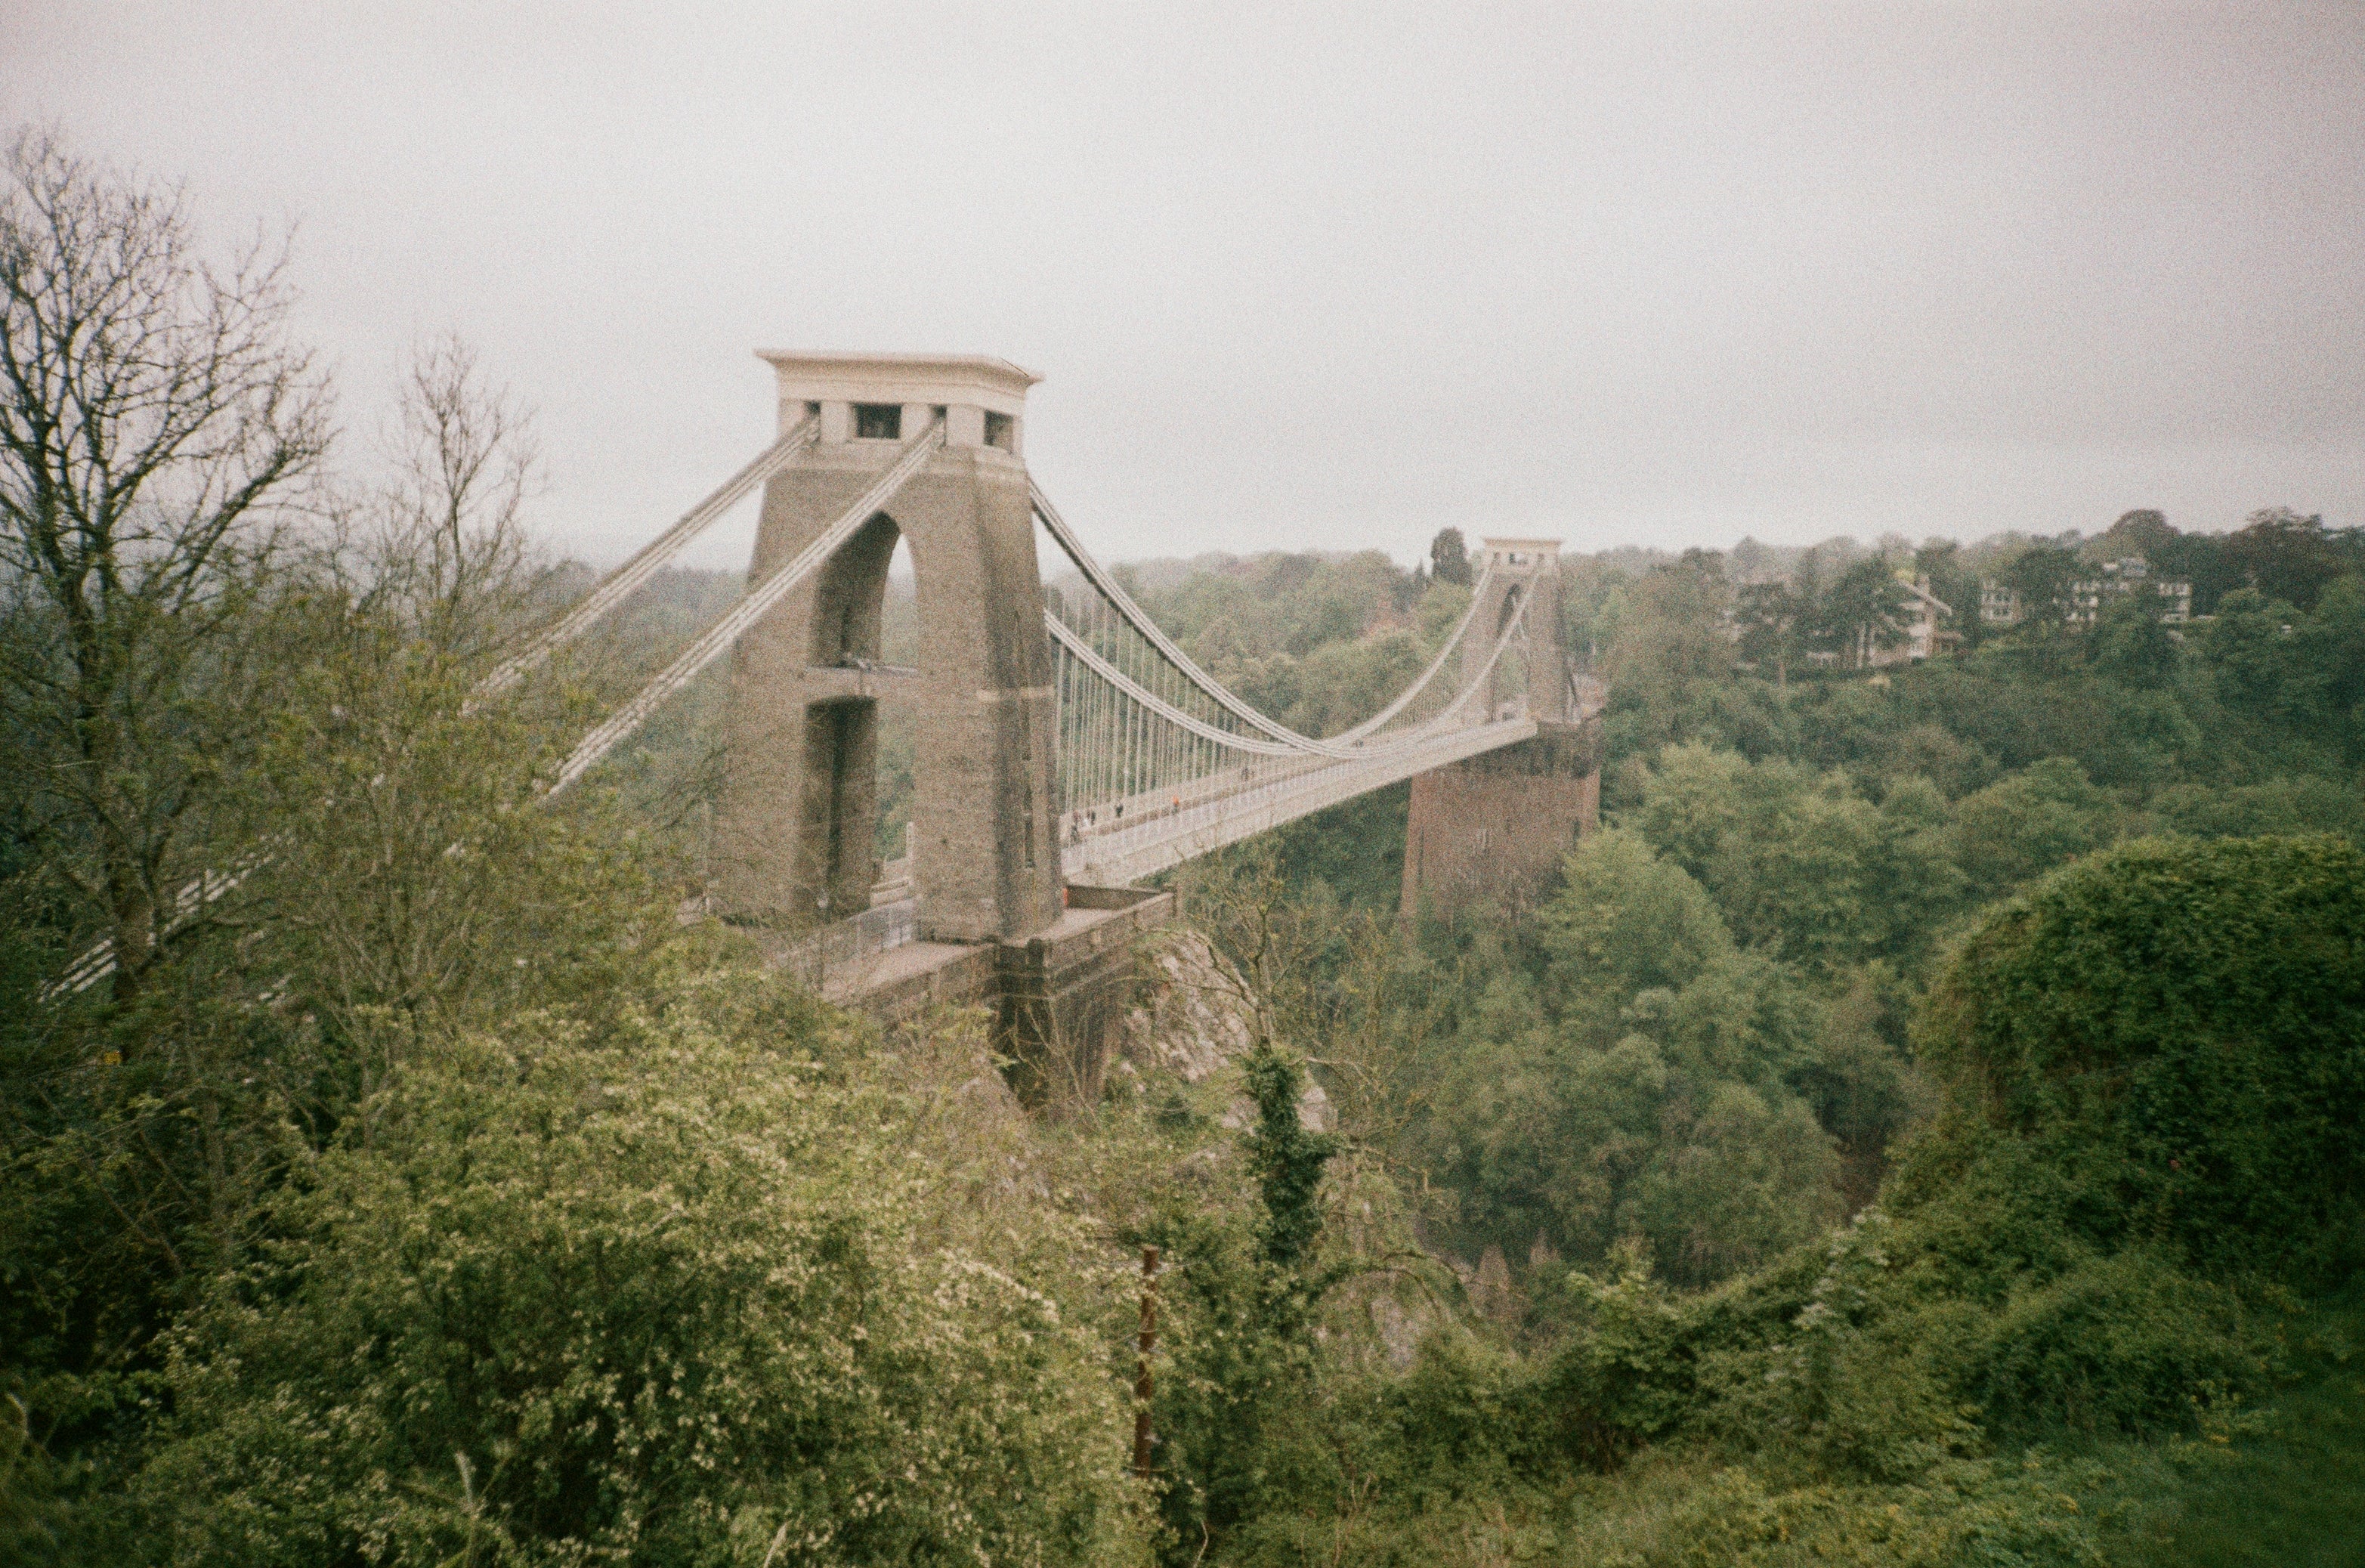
1435,1029,1668,1270
1631,747,1964,973
2089,594,2179,688
1948,756,2119,892
0,316,675,1557
2149,526,2239,615
1620,1081,1842,1288
1423,827,1857,1283
1699,778,1911,971
1512,834,2365,1483
1538,827,1733,1025
2221,507,2360,613
1626,742,1754,880
1598,561,1731,754
1,321,622,1359
2002,543,2082,631
2305,574,2365,756
1804,558,1911,669
1433,973,1846,1287
2203,586,2324,724
1730,580,1800,686
1623,949,1819,1090
2098,509,2175,558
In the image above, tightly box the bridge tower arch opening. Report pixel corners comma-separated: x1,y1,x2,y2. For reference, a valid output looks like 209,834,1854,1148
713,353,1063,944
1487,580,1529,718
793,509,901,921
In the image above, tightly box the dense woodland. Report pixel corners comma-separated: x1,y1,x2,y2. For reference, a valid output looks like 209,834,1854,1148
7,133,2365,1566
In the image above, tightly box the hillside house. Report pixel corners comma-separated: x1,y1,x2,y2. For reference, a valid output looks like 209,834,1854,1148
1980,557,2193,629
1862,575,1954,667
2067,558,2194,626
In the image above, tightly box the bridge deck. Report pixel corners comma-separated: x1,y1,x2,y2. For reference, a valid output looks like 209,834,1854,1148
1061,714,1538,886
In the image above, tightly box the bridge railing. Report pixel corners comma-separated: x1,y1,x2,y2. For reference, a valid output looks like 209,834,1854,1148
776,898,920,993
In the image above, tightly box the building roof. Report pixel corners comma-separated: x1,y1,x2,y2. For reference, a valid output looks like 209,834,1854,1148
1897,575,1953,618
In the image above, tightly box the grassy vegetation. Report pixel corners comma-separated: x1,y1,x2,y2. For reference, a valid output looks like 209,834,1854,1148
2114,1282,2365,1566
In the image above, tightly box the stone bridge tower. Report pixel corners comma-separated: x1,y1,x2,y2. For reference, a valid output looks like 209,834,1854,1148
1402,536,1601,921
713,353,1063,944
1462,537,1571,721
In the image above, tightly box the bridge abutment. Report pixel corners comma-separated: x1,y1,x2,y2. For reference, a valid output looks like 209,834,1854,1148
1400,717,1602,921
829,885,1173,1115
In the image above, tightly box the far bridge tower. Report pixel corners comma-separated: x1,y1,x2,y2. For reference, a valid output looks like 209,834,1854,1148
1402,537,1602,920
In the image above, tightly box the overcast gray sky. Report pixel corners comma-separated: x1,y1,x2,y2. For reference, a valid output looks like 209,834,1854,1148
5,2,2360,570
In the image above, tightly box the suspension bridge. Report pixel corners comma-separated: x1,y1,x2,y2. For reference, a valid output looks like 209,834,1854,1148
57,354,1603,1097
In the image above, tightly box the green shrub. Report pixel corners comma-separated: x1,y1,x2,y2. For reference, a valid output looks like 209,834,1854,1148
1216,1444,2131,1567
1693,1213,1980,1481
141,980,1144,1567
1905,833,2365,1279
1963,1248,2277,1435
2148,776,2365,843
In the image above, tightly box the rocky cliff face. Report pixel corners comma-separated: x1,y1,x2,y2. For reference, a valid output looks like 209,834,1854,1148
1118,928,1254,1081
1118,928,1333,1132
1111,932,1476,1372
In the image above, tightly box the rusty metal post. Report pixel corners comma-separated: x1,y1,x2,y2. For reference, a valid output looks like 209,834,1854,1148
1132,1244,1159,1478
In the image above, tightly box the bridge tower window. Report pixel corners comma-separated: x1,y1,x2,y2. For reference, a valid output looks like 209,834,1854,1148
984,410,1015,450
854,403,901,439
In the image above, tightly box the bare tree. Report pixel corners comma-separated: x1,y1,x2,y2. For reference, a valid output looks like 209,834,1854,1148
261,339,612,1062
354,333,542,654
0,128,329,1007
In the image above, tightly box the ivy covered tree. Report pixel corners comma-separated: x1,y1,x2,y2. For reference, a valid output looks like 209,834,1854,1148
1906,833,2365,1279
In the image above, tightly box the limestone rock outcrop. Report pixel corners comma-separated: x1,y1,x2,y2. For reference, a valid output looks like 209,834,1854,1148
1119,929,1255,1082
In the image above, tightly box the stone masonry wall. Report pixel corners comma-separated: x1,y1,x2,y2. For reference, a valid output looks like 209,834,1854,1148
1399,718,1602,921
715,440,1062,942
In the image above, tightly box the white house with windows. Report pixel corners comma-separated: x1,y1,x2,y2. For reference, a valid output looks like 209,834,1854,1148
1861,574,1954,667
1980,557,2194,630
2067,558,2195,626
